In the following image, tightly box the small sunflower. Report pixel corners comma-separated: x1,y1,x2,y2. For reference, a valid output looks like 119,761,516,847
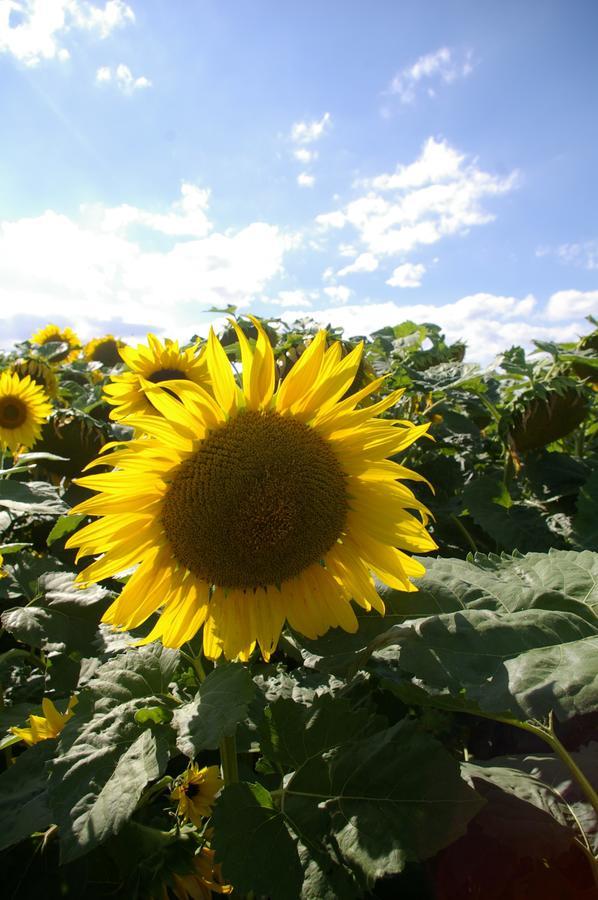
12,357,59,399
10,696,77,746
171,765,223,828
31,324,80,363
0,371,53,453
67,318,436,661
170,847,232,900
0,553,5,579
85,335,127,367
103,334,209,420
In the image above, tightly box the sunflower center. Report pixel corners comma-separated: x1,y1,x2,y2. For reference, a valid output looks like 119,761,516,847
186,783,200,798
161,410,348,590
91,340,121,367
0,398,27,429
148,368,187,383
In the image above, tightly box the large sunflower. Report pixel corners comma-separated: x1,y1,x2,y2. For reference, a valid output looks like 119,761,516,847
103,334,209,420
0,371,53,453
85,335,127,367
67,319,436,661
31,324,80,363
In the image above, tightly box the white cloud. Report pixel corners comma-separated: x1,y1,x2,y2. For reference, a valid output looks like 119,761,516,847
297,172,315,188
95,62,151,93
323,285,352,305
293,148,317,164
316,137,517,264
290,112,331,145
338,252,379,276
0,0,134,66
537,240,598,271
546,289,598,320
270,290,313,309
386,262,425,288
388,46,474,105
283,292,588,363
0,184,298,341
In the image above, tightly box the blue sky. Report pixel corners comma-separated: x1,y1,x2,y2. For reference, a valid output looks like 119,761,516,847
0,0,596,361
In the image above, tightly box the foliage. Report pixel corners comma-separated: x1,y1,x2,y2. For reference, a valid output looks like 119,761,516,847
0,316,597,899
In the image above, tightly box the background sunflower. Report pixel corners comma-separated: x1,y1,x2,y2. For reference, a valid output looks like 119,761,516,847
0,370,53,453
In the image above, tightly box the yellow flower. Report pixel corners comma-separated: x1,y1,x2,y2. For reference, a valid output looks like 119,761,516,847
66,318,436,661
31,324,80,363
85,335,127,367
10,696,77,746
0,552,5,579
171,847,232,899
0,371,53,453
12,357,59,399
103,334,209,420
171,765,223,828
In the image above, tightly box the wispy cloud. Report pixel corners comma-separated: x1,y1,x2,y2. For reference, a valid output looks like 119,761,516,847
387,47,474,105
316,137,517,277
537,240,598,271
297,172,315,188
96,63,151,94
546,289,598,319
290,112,331,145
0,0,134,66
386,262,425,287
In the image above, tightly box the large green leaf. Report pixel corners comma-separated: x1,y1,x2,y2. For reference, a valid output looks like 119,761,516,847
0,480,68,518
259,693,377,771
48,645,178,862
212,782,303,900
173,661,256,758
283,719,483,880
368,551,598,722
0,740,54,851
463,475,558,552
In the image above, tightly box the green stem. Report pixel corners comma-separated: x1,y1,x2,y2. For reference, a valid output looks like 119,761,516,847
449,514,478,555
180,648,207,683
219,732,239,786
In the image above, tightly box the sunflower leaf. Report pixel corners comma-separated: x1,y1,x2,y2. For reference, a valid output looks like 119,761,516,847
173,662,256,758
283,719,484,880
48,645,178,862
0,480,68,518
211,781,304,900
0,740,54,852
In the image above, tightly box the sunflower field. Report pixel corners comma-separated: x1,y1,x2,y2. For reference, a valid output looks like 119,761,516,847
0,315,597,900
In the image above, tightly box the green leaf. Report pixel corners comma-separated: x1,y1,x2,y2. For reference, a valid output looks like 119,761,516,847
135,706,172,726
573,469,598,550
211,782,303,900
260,693,378,771
0,542,32,554
463,475,558,552
368,551,598,722
284,720,483,879
47,514,86,545
0,480,68,518
48,645,178,862
173,662,256,758
0,740,54,852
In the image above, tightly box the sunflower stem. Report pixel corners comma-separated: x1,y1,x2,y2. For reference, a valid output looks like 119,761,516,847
219,732,239,786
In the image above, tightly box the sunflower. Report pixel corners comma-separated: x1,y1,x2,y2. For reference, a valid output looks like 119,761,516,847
10,696,77,746
103,334,209,420
0,553,5,579
170,847,232,900
171,765,223,828
66,319,436,660
0,371,53,453
85,335,127,367
12,357,59,399
31,324,80,363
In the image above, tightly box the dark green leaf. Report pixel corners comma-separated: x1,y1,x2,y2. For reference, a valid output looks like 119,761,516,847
573,469,598,550
0,480,68,518
463,475,558,552
47,514,86,545
0,740,54,851
212,782,303,900
173,662,256,758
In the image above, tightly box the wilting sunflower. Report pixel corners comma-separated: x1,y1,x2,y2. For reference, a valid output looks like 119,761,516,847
85,334,127,367
103,334,209,420
171,765,223,828
12,357,59,399
0,371,53,453
67,318,436,661
11,696,77,746
31,324,80,363
170,847,232,900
